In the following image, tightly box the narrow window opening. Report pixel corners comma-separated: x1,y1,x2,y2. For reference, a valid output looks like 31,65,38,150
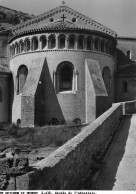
95,39,99,51
87,37,92,50
78,36,84,49
32,37,38,50
69,36,75,49
25,39,30,52
40,36,46,49
59,36,65,49
101,40,105,52
17,65,28,94
57,62,74,92
127,50,131,59
48,35,56,49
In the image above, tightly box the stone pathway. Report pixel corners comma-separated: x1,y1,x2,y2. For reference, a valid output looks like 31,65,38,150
92,114,136,190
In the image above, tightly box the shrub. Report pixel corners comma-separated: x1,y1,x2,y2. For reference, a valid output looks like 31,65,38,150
6,123,18,137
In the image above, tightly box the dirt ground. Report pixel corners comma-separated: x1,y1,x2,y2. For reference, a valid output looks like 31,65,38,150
0,130,57,165
0,124,83,165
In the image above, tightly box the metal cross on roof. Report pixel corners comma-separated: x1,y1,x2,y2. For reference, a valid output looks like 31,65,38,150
61,14,66,22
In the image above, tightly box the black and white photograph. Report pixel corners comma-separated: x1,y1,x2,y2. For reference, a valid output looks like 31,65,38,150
0,0,136,191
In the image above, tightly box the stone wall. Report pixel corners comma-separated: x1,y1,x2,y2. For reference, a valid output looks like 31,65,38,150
0,73,10,124
12,103,122,190
10,50,115,125
117,38,136,62
116,38,136,102
121,100,136,115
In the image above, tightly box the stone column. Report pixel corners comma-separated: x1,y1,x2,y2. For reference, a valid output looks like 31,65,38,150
56,34,59,49
39,36,42,50
65,35,68,49
73,69,78,92
46,35,49,49
30,38,32,51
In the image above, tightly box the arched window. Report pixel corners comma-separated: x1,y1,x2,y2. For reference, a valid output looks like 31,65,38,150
57,62,74,92
32,37,38,51
73,118,81,125
40,35,46,49
49,118,59,125
17,65,28,94
19,41,24,53
123,81,127,93
15,42,19,54
16,119,21,127
12,45,15,56
102,66,111,94
58,35,66,49
109,44,113,55
94,38,100,51
24,39,30,52
0,87,2,102
78,36,84,49
48,35,56,49
86,36,92,50
101,40,105,52
68,35,75,49
106,42,110,54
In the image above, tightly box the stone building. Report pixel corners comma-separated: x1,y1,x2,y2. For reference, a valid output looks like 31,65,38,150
117,37,136,102
0,4,135,127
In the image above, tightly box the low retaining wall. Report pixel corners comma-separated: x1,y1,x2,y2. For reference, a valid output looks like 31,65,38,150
10,103,122,190
122,100,136,115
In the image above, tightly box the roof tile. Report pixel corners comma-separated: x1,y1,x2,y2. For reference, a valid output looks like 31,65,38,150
11,5,116,38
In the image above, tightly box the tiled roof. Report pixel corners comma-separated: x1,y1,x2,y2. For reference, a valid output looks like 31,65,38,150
118,63,136,76
0,65,11,74
35,20,87,31
12,20,107,35
11,5,116,39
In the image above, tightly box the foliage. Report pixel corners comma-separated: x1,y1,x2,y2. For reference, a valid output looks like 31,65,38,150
16,124,84,148
6,123,18,137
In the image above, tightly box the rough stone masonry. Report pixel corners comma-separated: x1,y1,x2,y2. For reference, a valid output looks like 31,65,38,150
0,148,29,190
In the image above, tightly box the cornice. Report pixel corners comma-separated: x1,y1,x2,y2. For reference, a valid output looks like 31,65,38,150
10,48,114,60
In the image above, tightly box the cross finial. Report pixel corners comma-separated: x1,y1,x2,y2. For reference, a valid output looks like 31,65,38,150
61,14,66,22
62,1,65,5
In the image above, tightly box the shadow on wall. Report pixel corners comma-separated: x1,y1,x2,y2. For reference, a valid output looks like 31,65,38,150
9,73,14,123
35,59,65,126
92,115,131,190
96,96,111,118
117,49,132,66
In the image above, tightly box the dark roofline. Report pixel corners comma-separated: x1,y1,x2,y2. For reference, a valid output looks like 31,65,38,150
117,36,136,41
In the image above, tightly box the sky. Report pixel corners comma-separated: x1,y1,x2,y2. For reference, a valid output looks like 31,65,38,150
0,0,136,37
